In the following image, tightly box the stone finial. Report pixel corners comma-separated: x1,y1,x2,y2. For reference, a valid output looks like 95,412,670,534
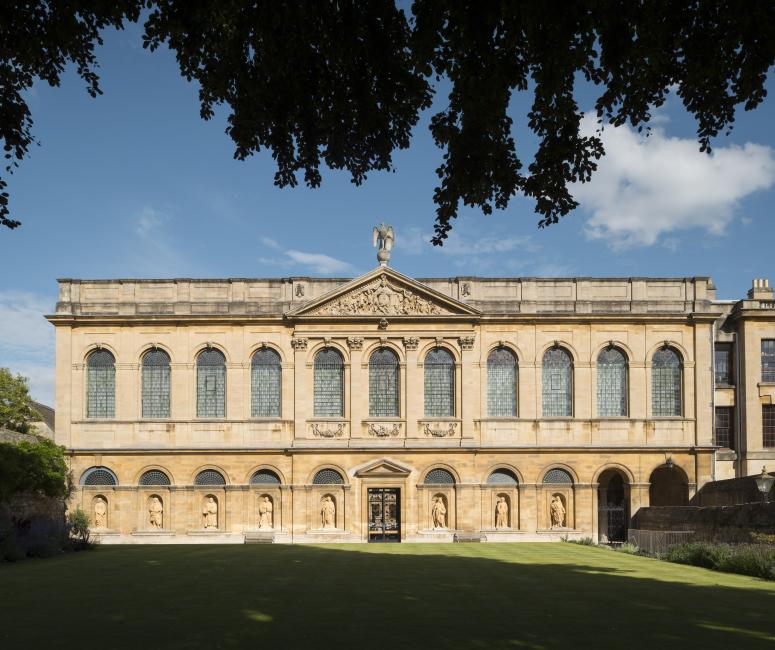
372,223,395,266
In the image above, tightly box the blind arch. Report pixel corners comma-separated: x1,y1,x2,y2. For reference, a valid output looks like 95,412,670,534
197,348,226,418
487,347,518,417
597,347,628,417
142,348,170,418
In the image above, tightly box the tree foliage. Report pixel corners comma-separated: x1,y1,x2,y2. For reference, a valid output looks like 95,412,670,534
0,368,40,434
2,1,775,242
0,438,70,503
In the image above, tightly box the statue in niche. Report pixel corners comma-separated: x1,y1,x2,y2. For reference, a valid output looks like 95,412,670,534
321,495,336,529
495,496,509,529
93,498,107,528
550,495,566,528
203,496,218,529
149,496,163,529
431,495,447,529
258,496,274,530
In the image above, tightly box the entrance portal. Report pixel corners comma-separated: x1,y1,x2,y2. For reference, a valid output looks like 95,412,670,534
597,470,628,543
367,488,400,542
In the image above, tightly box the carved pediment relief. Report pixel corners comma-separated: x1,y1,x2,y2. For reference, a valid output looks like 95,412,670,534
288,267,479,318
354,458,413,478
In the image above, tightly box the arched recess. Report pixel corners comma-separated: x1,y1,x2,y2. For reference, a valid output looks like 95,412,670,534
649,464,689,506
310,466,347,485
80,466,118,486
246,466,285,485
192,467,228,486
596,468,630,543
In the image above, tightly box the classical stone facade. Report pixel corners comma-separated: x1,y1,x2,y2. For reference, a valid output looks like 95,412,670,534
48,265,775,543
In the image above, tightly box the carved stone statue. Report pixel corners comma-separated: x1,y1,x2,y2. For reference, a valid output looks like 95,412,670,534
372,222,395,265
203,496,218,529
550,495,566,528
149,496,163,529
321,495,336,529
495,496,509,529
431,495,447,529
258,496,273,530
93,498,107,529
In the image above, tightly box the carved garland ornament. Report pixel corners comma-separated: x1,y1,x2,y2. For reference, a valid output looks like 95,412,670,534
291,338,308,351
368,423,402,438
422,422,458,437
346,337,364,350
459,335,475,350
402,336,420,350
311,274,445,317
311,423,346,438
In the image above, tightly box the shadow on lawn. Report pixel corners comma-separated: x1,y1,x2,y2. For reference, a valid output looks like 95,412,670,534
3,544,775,650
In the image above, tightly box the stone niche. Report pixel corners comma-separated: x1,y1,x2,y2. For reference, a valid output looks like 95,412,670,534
308,486,348,531
539,488,574,530
92,495,109,530
418,486,455,531
490,491,517,530
138,489,170,531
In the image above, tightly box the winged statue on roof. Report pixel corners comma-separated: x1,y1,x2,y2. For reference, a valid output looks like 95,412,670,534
373,223,395,265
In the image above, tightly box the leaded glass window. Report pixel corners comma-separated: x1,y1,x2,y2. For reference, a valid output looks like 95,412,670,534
197,348,226,418
714,407,734,449
312,468,344,485
542,347,572,417
139,470,171,486
764,405,775,448
488,347,517,417
715,343,733,386
543,468,573,484
251,348,281,417
86,349,115,418
424,468,455,484
142,348,170,418
251,469,281,485
762,340,775,382
597,347,627,417
652,347,682,416
424,348,455,417
369,348,399,417
314,348,344,417
194,470,225,486
487,469,518,485
81,467,117,486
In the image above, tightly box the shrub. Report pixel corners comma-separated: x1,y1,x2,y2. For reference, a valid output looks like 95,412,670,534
617,543,640,555
0,439,69,503
665,542,731,569
67,508,91,550
665,542,775,580
561,535,596,546
750,532,775,546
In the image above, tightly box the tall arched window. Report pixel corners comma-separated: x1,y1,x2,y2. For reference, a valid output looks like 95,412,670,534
251,348,281,417
488,347,518,417
86,349,115,418
197,348,226,418
652,347,682,416
369,348,399,417
597,347,627,417
424,348,455,417
314,348,344,417
542,347,573,417
142,348,170,418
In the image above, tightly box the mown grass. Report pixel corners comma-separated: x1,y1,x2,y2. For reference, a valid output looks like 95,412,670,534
2,543,775,649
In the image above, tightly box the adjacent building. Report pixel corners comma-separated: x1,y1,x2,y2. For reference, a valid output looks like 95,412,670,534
47,258,775,543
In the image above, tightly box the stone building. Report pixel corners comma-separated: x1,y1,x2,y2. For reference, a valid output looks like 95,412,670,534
47,249,775,543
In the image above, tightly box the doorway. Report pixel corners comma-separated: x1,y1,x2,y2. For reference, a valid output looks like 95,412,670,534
367,488,400,542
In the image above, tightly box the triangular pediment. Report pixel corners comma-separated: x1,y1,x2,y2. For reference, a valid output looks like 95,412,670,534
287,266,480,318
354,458,414,478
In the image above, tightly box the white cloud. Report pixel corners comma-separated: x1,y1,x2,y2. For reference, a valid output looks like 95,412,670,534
260,237,281,250
284,250,355,275
0,292,56,405
135,206,164,239
573,115,775,249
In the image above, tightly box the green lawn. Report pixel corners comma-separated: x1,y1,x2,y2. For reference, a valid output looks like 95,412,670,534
2,543,774,649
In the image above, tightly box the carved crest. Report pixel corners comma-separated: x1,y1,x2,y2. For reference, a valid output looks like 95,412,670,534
309,274,445,316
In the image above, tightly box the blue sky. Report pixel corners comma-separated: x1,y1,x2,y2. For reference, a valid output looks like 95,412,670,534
1,21,774,405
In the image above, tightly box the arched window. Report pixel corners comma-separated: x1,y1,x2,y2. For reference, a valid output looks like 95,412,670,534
424,348,455,417
542,347,573,417
312,468,344,485
314,348,344,417
194,469,226,486
142,348,170,418
369,348,399,417
652,347,682,416
487,347,518,417
543,468,573,484
250,469,281,485
597,347,628,417
86,349,115,418
139,470,171,486
487,469,519,485
81,466,118,486
251,348,281,417
424,468,455,484
197,348,226,418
